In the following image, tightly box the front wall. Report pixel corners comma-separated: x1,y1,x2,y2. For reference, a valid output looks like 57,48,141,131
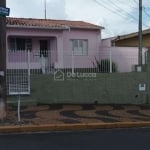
8,72,147,104
100,47,147,72
6,27,64,68
7,53,150,105
6,28,63,37
6,27,101,69
6,27,62,53
62,29,101,68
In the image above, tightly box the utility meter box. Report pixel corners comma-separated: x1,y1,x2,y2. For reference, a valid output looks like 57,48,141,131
136,66,142,72
139,83,146,91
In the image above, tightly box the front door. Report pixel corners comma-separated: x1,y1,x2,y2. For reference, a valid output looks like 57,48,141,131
40,40,48,57
40,40,48,74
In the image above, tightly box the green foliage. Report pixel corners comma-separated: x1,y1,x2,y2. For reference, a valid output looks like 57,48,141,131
94,58,117,73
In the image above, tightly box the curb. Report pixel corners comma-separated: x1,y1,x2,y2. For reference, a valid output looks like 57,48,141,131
0,122,150,133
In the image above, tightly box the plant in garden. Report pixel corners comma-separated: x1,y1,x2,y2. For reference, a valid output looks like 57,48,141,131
93,57,117,73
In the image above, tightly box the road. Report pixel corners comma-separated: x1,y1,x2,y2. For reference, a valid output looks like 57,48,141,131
0,128,150,150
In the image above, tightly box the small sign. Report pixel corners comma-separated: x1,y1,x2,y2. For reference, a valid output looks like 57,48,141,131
136,66,142,72
139,83,146,91
0,7,10,16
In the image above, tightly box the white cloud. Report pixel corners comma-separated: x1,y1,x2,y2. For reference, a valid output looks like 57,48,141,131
46,0,67,19
65,0,140,38
7,0,67,19
7,0,150,38
7,0,44,18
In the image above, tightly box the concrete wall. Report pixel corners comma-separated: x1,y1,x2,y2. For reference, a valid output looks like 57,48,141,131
100,39,147,72
27,72,147,104
8,51,150,105
100,47,147,72
101,37,115,47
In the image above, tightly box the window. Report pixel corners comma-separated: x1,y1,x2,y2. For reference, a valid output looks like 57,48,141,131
72,39,88,56
9,38,32,51
16,39,25,50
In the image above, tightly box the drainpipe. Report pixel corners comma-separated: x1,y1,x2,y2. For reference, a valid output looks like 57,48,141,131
66,26,74,74
67,26,71,32
110,49,112,73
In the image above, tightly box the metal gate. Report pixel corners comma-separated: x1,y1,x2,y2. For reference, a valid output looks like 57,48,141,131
7,50,30,95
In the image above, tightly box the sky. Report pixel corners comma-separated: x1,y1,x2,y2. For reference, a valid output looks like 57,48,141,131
6,0,150,38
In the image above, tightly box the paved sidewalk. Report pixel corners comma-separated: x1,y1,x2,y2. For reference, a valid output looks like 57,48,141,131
0,104,150,132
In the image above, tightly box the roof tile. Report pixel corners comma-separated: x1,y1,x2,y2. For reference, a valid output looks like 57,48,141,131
6,17,103,30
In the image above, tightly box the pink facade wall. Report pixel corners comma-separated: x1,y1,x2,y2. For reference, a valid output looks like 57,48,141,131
62,29,101,68
100,39,147,72
101,37,116,48
6,27,101,70
7,26,147,73
6,28,61,69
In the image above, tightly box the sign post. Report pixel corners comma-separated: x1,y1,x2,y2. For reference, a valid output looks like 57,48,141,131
138,0,142,66
0,0,8,120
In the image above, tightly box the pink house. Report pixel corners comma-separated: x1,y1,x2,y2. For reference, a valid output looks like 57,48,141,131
6,17,103,72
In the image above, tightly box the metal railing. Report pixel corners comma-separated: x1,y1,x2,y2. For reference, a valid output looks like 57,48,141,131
7,49,147,73
6,49,147,95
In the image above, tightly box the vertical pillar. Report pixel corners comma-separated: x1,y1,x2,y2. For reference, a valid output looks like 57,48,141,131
138,0,142,65
0,0,7,119
146,48,150,103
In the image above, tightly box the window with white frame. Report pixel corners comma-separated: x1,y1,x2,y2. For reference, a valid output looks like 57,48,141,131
71,39,88,56
9,38,32,51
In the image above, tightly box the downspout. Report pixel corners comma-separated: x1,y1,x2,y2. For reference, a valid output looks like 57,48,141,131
66,26,74,74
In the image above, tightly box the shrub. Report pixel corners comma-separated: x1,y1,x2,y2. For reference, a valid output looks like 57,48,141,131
94,58,117,73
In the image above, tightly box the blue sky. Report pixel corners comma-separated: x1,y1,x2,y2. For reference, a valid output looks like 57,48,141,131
7,0,150,38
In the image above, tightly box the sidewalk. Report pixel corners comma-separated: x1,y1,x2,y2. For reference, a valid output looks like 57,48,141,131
0,104,150,133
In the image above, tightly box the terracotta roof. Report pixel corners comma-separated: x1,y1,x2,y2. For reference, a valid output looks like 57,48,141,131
6,17,103,30
114,29,150,41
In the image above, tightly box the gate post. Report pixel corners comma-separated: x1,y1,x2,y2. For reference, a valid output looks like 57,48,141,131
0,0,7,120
146,48,150,103
27,50,31,94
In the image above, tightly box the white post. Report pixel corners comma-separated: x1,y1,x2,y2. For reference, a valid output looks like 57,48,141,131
27,50,31,94
72,49,74,74
41,54,46,74
17,94,21,122
110,49,112,73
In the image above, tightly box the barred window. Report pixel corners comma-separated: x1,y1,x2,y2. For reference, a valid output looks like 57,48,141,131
71,39,88,56
9,38,32,51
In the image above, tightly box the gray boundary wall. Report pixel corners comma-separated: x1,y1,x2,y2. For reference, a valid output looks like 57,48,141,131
8,51,150,105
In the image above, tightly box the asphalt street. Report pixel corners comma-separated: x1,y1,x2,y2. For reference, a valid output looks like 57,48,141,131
0,128,150,150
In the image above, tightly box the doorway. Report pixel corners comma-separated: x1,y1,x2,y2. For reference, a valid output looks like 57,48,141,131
40,40,48,57
40,40,49,74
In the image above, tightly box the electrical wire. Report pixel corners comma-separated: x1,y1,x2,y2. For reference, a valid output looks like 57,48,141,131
143,6,150,18
94,0,135,21
93,0,150,28
109,0,138,22
133,0,138,5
